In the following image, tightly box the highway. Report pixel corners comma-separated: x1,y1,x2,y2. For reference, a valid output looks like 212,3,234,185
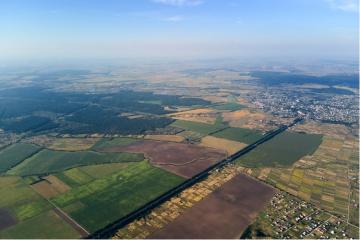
88,117,303,239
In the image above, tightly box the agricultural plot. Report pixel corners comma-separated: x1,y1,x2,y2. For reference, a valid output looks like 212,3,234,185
0,176,80,238
243,136,359,220
199,135,247,155
52,161,184,233
48,137,99,151
0,143,41,173
55,163,135,188
91,137,139,150
221,109,278,132
149,174,275,239
265,166,350,216
32,175,71,198
144,134,184,143
9,149,144,176
76,163,133,179
177,130,205,142
100,140,226,178
212,127,263,144
168,108,218,124
212,102,245,111
236,131,323,167
170,119,224,135
114,164,242,239
0,210,81,239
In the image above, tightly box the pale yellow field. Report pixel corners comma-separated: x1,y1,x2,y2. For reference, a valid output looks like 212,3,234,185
199,136,246,155
202,95,229,103
144,135,185,143
222,109,267,129
48,138,99,151
222,109,266,122
291,120,350,138
169,108,217,124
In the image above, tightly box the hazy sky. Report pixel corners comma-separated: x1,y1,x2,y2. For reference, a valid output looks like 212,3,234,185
0,0,358,61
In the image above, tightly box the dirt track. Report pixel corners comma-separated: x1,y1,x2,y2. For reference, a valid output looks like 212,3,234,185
148,174,276,239
53,208,89,238
99,140,226,178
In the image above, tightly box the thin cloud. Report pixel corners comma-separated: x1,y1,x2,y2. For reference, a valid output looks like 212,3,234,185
153,0,203,6
325,0,358,12
162,15,184,22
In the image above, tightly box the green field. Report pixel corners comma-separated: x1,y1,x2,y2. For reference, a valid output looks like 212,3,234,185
171,119,224,135
0,176,50,220
212,102,245,111
91,137,138,149
52,161,184,233
0,176,80,238
236,131,323,167
0,143,41,173
0,210,80,239
9,149,144,176
78,163,132,179
211,127,263,144
55,163,135,188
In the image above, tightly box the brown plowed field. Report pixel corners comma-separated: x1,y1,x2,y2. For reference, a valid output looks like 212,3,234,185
148,174,276,239
0,208,17,230
99,140,226,178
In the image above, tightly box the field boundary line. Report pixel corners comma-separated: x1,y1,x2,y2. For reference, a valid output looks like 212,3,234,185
29,184,90,237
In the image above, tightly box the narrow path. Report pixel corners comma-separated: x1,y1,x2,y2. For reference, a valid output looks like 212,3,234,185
52,207,89,238
29,184,90,237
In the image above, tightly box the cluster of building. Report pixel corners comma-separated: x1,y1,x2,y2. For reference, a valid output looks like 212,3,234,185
245,88,358,127
262,192,357,239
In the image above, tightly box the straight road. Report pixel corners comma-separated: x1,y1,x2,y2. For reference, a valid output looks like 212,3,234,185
88,118,303,239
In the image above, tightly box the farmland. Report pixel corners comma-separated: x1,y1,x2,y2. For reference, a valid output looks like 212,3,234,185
48,138,99,151
0,66,358,239
91,137,139,150
212,102,245,111
0,210,81,239
55,163,137,188
171,119,224,135
52,161,184,233
149,174,275,239
168,108,218,124
0,176,80,238
199,135,247,155
99,140,226,178
236,131,323,167
144,134,185,142
212,127,263,144
9,149,144,176
221,109,276,131
236,130,359,233
0,143,41,173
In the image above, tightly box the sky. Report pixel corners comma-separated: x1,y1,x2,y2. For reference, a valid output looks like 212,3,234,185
0,0,358,61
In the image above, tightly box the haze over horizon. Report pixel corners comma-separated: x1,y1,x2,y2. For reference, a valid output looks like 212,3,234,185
0,0,359,62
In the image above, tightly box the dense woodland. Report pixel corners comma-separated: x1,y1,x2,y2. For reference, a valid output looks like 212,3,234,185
0,87,210,134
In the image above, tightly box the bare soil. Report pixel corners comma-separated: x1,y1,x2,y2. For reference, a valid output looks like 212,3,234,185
148,174,276,239
99,140,226,178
